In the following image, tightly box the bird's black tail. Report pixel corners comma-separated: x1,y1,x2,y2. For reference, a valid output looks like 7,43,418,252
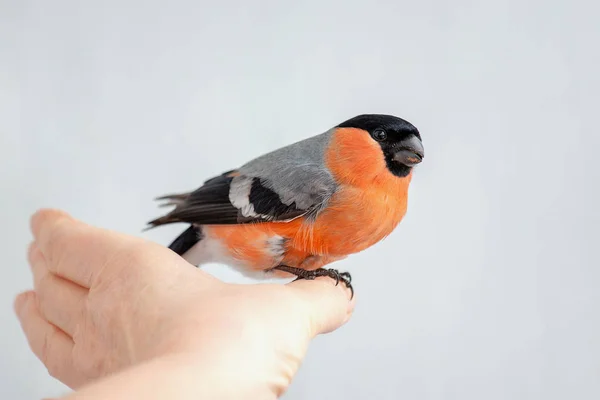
168,225,203,256
145,191,202,256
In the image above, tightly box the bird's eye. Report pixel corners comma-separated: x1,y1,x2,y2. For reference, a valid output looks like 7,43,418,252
372,129,387,141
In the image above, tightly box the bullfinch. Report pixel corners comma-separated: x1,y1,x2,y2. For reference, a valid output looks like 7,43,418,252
147,114,424,296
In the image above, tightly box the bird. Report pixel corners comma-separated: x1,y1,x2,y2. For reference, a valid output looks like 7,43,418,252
146,114,424,297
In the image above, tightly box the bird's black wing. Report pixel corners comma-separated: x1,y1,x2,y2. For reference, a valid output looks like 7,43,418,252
146,170,309,228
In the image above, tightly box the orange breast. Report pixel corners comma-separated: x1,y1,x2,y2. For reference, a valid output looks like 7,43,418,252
297,126,412,254
290,183,410,255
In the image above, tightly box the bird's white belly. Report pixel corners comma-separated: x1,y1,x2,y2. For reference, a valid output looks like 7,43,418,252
182,235,272,280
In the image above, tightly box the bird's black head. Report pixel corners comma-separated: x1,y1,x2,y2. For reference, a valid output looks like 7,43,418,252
337,114,424,177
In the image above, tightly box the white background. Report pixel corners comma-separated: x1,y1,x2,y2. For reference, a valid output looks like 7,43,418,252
1,0,599,399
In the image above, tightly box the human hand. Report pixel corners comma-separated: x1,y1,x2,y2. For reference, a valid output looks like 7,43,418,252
14,209,354,399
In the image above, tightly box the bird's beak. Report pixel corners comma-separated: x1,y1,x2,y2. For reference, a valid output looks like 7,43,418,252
393,135,424,167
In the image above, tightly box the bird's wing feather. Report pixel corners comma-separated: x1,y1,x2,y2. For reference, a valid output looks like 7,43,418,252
147,130,338,227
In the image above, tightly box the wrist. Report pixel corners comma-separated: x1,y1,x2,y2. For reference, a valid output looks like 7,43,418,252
61,352,278,400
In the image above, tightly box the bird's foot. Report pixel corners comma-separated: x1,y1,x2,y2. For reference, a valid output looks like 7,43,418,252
272,265,353,299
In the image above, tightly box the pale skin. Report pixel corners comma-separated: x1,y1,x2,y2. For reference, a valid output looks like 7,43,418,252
14,209,355,399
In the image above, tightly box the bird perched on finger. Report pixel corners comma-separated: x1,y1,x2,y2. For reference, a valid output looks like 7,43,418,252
147,114,424,297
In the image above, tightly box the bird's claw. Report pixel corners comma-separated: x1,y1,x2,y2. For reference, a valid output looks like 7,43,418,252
272,265,354,299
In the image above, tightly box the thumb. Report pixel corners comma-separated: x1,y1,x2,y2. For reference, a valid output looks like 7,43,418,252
286,276,355,337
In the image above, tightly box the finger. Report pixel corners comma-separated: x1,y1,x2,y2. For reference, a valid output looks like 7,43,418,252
30,208,137,288
286,276,356,337
14,291,88,389
29,242,88,337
